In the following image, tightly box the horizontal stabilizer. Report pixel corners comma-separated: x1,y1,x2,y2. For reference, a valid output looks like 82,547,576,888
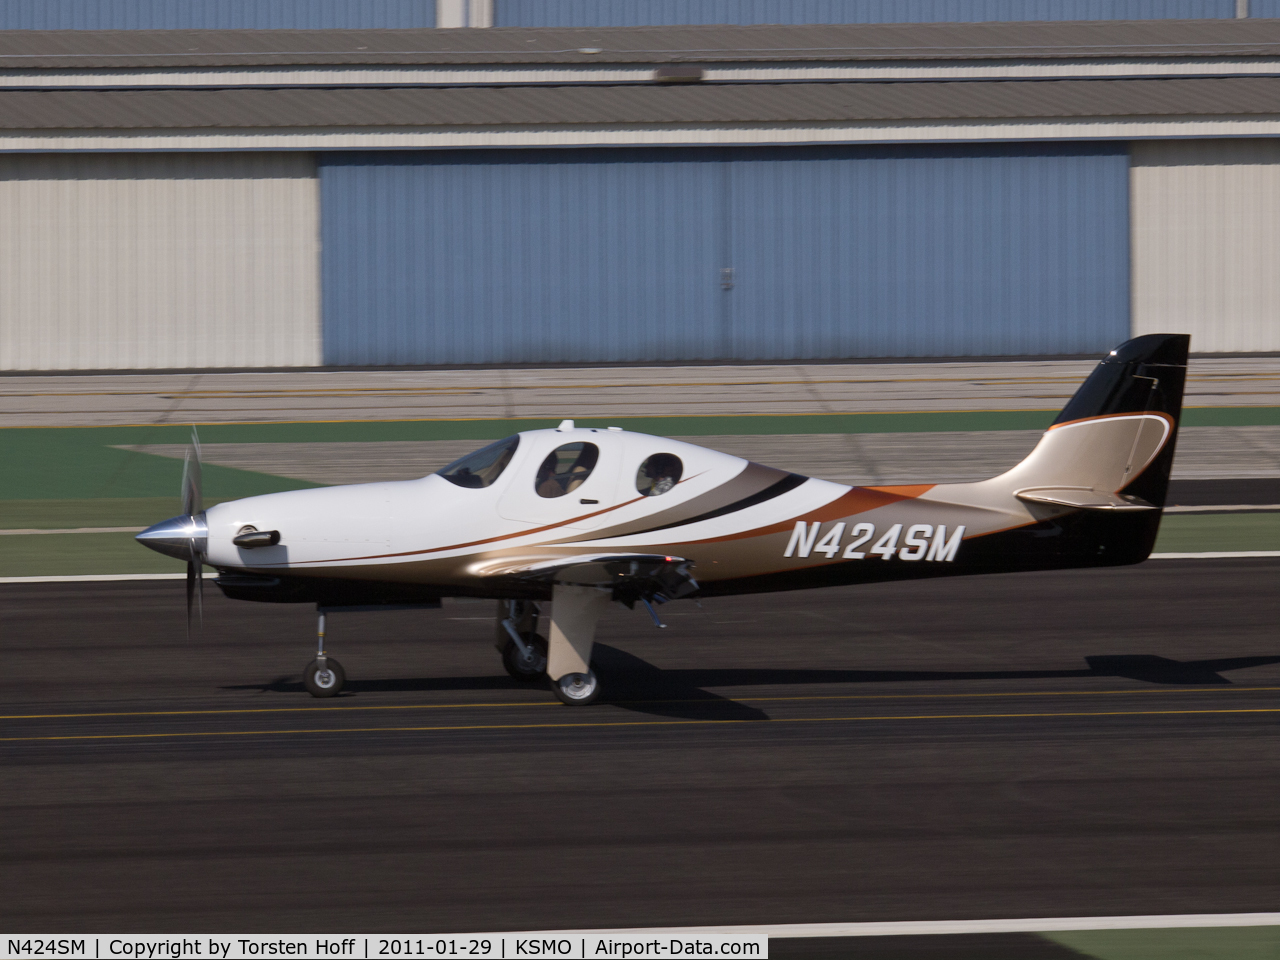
1015,487,1157,512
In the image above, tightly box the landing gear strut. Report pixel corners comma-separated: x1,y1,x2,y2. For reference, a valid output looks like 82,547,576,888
304,609,345,698
496,600,549,681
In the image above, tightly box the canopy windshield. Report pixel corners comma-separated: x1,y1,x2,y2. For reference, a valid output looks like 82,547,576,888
436,436,520,489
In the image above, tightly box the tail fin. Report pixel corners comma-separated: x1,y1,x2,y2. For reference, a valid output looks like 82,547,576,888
955,333,1189,569
1048,332,1189,509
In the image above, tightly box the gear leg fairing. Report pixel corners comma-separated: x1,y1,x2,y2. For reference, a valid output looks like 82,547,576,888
547,584,612,681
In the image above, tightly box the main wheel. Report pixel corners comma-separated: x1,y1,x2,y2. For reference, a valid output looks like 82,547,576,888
304,657,345,698
501,633,548,681
550,669,600,706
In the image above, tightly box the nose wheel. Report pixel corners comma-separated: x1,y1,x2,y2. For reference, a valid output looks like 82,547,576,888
305,657,345,698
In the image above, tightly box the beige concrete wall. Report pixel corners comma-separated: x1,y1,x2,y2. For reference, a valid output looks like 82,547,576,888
0,152,321,370
1132,139,1280,353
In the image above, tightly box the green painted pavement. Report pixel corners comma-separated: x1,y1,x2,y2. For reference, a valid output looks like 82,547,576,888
1182,407,1280,427
0,497,240,529
0,427,321,501
0,531,182,577
1152,513,1280,554
1046,925,1280,959
2,514,1274,578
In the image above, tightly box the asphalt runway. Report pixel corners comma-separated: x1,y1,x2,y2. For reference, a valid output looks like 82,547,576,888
3,560,1280,943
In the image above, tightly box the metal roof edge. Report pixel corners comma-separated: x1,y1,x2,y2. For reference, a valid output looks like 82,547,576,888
0,78,1273,130
4,20,1280,69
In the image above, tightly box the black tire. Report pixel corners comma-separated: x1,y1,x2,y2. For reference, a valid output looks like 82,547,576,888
304,657,345,698
550,669,601,706
501,634,548,681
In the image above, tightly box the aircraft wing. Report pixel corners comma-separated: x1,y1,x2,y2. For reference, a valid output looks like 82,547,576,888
470,553,699,606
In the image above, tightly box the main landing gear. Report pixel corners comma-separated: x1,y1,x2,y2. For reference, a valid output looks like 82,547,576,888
304,609,345,698
551,669,600,705
495,589,609,705
496,600,549,681
542,584,611,706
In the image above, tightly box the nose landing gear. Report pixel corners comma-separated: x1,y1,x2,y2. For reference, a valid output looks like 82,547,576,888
304,609,345,698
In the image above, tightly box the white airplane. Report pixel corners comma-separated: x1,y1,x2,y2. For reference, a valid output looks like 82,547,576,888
137,334,1189,705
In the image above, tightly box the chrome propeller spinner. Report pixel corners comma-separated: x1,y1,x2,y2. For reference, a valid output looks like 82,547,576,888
135,427,206,637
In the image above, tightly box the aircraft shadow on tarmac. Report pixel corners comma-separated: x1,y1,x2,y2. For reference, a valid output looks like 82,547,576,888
224,648,1280,720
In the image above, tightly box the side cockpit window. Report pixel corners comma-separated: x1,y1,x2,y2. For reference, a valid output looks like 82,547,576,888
636,453,683,496
536,442,599,499
437,436,519,489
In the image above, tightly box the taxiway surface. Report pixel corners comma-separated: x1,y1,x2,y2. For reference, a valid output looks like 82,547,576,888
2,560,1279,934
4,356,1279,427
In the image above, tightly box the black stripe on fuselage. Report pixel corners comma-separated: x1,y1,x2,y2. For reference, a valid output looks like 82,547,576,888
627,473,809,536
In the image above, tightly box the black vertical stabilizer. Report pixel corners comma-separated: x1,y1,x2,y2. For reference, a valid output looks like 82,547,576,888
1052,333,1190,509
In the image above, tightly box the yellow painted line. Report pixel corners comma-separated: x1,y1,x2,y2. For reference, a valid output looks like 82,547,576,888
6,686,1279,722
3,706,1280,743
0,700,558,720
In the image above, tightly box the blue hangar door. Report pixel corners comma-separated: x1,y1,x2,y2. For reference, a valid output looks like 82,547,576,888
319,144,1129,365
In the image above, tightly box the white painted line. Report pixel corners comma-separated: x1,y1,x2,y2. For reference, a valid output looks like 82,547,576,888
1150,551,1280,559
1164,504,1280,513
0,526,145,535
493,912,1280,940
0,572,209,583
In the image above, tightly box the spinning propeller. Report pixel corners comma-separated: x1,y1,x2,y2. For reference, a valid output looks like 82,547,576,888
181,430,205,634
135,428,208,636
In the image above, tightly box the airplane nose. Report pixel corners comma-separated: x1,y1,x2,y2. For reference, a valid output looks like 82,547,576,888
136,514,208,560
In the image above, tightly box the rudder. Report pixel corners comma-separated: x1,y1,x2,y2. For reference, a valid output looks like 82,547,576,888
1049,333,1189,509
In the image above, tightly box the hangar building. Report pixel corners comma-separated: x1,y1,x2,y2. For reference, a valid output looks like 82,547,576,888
1,1,1279,370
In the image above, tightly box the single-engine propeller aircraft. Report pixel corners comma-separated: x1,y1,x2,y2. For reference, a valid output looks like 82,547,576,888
137,334,1189,705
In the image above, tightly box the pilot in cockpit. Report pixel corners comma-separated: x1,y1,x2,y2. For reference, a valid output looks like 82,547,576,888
536,443,599,499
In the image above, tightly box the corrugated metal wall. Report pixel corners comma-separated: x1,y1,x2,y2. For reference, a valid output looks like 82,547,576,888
320,150,724,366
729,144,1129,359
320,144,1129,365
1132,139,1280,354
494,0,1234,27
0,153,321,371
0,0,436,29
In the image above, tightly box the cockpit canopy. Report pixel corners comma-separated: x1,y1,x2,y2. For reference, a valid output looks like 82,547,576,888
436,435,519,489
